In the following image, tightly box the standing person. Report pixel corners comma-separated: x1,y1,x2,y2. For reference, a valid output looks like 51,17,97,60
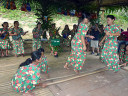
0,22,11,57
32,22,43,51
11,51,47,96
64,16,94,74
99,15,121,72
70,24,77,40
62,25,71,46
9,21,28,57
90,24,100,56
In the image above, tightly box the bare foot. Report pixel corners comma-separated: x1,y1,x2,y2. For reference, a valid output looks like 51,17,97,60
22,54,24,57
22,92,35,96
74,69,79,75
15,54,18,57
64,63,70,70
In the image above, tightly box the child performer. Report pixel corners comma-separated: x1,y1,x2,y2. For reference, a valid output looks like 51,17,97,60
37,48,49,76
119,44,128,66
32,22,43,51
99,15,121,72
0,22,11,57
9,21,28,57
11,51,47,96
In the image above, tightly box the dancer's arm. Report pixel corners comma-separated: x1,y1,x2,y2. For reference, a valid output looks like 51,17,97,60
106,32,120,36
81,36,86,50
36,83,47,88
85,35,94,39
99,35,107,46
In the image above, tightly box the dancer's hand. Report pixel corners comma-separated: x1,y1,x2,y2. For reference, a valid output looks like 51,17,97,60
42,83,47,88
106,32,111,36
89,36,95,39
99,42,102,46
83,46,87,51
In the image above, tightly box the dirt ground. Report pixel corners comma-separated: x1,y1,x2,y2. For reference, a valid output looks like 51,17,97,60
0,40,128,96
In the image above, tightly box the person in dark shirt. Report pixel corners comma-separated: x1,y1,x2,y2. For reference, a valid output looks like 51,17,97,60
90,24,101,56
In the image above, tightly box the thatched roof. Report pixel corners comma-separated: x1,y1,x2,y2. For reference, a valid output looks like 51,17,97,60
53,0,128,6
99,0,128,6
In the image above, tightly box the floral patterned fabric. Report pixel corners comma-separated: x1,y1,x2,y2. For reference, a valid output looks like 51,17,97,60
11,63,41,93
32,28,43,50
100,24,121,72
0,28,11,49
66,23,87,70
9,27,25,55
119,48,128,63
37,56,49,73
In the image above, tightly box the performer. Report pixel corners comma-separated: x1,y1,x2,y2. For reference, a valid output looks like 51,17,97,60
70,24,78,40
9,21,28,57
64,16,94,74
0,22,11,57
37,48,49,76
62,25,71,46
119,44,128,66
49,24,61,57
11,51,47,96
32,22,43,51
99,15,121,72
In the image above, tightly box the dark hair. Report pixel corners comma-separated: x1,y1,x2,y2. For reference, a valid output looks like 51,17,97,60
14,21,19,25
31,51,41,61
38,48,44,53
82,13,90,20
19,58,32,68
121,29,124,32
73,24,77,27
19,51,41,68
107,15,115,20
36,22,41,28
2,22,8,27
64,25,70,31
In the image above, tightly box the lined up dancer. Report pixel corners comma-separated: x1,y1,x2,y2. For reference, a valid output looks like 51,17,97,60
11,51,47,96
62,25,71,47
0,22,11,57
32,22,43,51
64,16,94,74
9,21,28,57
99,15,121,72
70,24,78,40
